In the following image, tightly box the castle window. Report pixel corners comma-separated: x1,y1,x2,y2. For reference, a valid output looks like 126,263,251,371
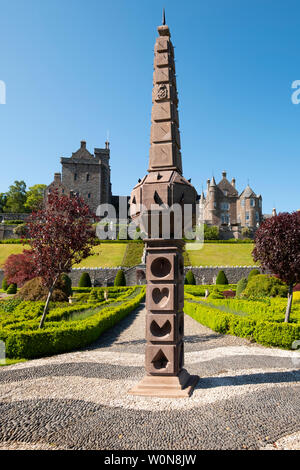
74,173,77,181
246,211,250,220
221,214,229,224
221,202,229,211
86,173,90,182
88,193,91,199
241,199,245,207
259,199,262,208
224,190,228,196
250,199,255,207
62,189,64,194
256,211,259,222
214,202,217,209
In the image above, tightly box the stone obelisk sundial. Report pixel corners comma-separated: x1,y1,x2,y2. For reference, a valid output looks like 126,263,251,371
129,11,199,398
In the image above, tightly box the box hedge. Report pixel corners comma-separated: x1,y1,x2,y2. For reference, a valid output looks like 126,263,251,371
0,287,145,359
184,300,300,349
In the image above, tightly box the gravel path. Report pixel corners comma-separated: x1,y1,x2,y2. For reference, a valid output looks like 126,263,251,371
0,303,299,450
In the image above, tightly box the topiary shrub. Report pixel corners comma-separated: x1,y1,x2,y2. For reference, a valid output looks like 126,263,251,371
236,277,248,298
216,270,228,285
114,269,126,286
78,272,92,288
184,270,196,285
2,278,8,291
248,269,260,281
60,274,72,297
16,277,68,302
6,283,17,295
243,274,288,300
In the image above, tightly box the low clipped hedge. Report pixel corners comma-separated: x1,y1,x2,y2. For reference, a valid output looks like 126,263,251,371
184,300,300,349
0,287,145,359
184,284,237,297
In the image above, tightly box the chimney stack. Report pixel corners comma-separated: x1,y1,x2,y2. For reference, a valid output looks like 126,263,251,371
80,140,86,149
231,178,236,188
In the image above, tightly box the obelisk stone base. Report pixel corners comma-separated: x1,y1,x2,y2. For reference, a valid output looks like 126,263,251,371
129,369,199,398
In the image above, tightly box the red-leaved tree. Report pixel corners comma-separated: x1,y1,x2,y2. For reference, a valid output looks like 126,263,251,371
252,211,300,322
4,249,36,287
27,192,95,328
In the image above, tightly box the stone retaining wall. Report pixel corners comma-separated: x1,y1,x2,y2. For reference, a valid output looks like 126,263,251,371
0,265,261,288
0,225,19,240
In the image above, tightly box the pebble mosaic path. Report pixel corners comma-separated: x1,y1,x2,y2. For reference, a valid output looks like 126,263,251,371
0,303,299,450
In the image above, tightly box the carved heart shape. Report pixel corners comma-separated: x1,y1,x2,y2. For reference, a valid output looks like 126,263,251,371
152,287,169,306
150,320,171,337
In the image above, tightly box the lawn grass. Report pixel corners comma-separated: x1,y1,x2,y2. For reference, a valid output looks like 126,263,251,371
187,243,258,266
73,243,127,268
0,241,258,268
0,244,30,267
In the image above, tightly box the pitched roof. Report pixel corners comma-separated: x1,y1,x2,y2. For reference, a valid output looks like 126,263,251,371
217,176,238,197
240,185,256,198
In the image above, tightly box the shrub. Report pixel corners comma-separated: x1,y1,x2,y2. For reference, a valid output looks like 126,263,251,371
60,274,72,297
184,270,196,285
1,288,145,359
204,224,219,240
78,272,92,288
248,269,260,281
184,300,300,349
114,269,126,286
2,278,8,291
13,223,28,237
216,270,228,285
6,284,17,295
16,277,68,302
236,277,248,298
243,274,288,299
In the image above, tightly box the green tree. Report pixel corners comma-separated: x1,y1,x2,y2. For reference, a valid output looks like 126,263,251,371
0,193,7,213
4,181,27,213
25,184,47,212
204,224,219,240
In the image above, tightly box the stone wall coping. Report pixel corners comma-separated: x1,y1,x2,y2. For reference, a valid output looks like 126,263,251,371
184,266,259,269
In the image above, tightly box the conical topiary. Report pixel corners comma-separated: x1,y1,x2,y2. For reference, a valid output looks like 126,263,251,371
215,270,228,285
2,278,8,291
184,270,196,285
114,270,126,286
60,274,72,296
6,283,17,294
78,272,92,288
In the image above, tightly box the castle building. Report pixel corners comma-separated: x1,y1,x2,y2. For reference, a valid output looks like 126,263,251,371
200,171,263,238
45,140,112,214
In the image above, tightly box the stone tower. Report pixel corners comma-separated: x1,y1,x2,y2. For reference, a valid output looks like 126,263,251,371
46,140,112,214
129,12,198,398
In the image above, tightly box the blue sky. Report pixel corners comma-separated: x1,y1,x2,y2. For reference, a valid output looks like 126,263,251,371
0,0,300,214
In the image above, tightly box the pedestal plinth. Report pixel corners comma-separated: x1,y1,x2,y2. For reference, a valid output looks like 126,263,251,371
129,239,199,398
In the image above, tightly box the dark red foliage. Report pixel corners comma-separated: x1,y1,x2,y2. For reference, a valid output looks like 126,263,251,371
293,284,300,292
252,211,300,286
4,249,36,287
26,192,95,289
222,290,236,298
